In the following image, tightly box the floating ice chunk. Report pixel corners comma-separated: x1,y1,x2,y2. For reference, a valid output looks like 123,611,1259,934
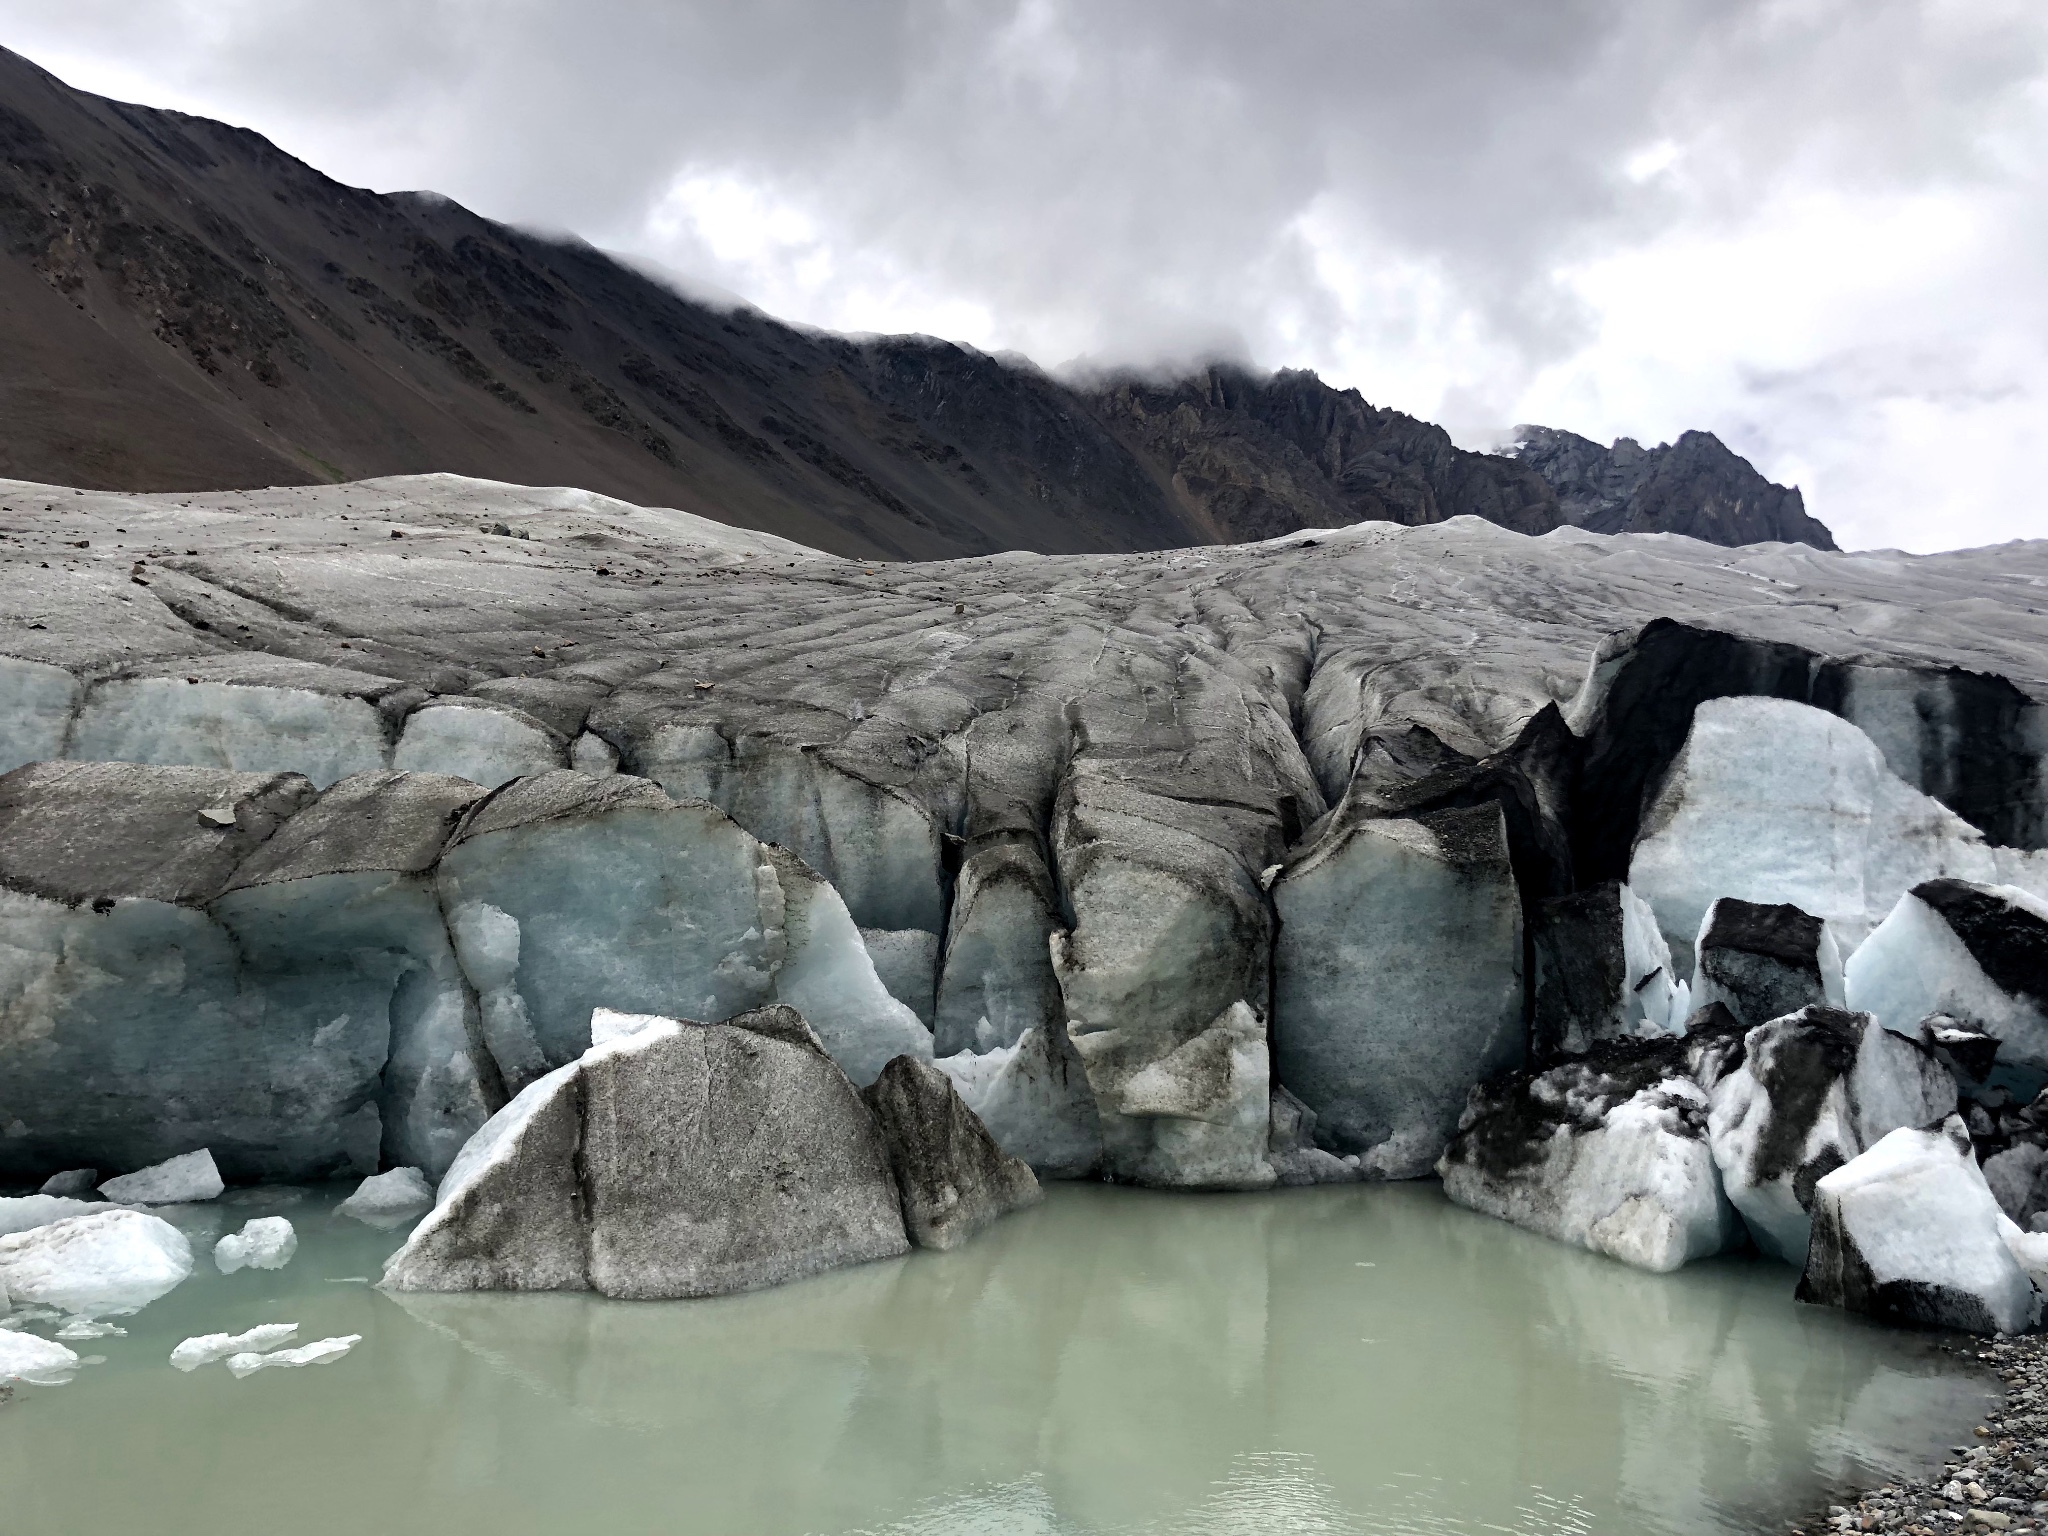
98,1149,223,1206
37,1170,97,1198
225,1334,360,1377
171,1323,300,1371
1798,1116,2037,1336
214,1217,297,1273
1846,879,2048,1087
1707,1006,1956,1264
1628,697,2048,968
335,1167,434,1229
0,1208,194,1316
1691,898,1841,1029
0,1329,80,1385
0,1196,103,1238
53,1318,123,1340
936,1026,1103,1179
860,1055,1041,1251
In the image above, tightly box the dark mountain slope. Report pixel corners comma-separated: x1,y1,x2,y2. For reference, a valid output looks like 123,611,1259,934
1510,425,1836,550
0,45,1831,557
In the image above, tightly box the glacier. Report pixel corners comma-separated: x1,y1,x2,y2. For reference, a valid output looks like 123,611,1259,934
11,473,2048,1301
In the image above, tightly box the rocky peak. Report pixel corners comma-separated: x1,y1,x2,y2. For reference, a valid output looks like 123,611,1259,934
1509,424,1836,550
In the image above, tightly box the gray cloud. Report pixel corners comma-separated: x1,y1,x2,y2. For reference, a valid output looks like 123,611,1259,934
2,0,2044,549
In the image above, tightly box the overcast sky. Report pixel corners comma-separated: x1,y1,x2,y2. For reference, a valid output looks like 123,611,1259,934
2,1,2043,552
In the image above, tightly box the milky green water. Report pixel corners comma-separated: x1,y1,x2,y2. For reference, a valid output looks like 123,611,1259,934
0,1182,1996,1536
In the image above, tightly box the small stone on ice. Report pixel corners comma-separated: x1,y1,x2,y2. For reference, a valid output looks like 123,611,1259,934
213,1217,296,1273
37,1170,97,1199
335,1167,434,1228
224,1334,359,1377
98,1150,224,1206
170,1323,299,1371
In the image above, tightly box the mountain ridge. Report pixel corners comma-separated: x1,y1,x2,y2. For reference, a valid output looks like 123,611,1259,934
0,44,1831,558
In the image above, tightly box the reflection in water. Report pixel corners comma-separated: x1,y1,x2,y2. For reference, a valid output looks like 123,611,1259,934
0,1183,1995,1536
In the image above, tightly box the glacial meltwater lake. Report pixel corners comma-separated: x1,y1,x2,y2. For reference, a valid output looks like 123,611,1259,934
0,1182,1997,1536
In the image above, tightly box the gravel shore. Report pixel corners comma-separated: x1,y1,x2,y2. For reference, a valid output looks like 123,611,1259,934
1791,1335,2048,1534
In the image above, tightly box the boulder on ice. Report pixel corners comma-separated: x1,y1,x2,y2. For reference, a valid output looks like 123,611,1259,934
860,1054,1042,1251
1846,879,2048,1091
381,1005,910,1298
37,1170,97,1198
0,1207,193,1316
1273,800,1523,1177
1691,897,1842,1030
1530,880,1689,1061
1707,1006,1957,1264
1438,1017,1748,1273
1798,1116,2038,1335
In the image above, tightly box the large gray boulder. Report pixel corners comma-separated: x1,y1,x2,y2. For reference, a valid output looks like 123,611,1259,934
381,1006,910,1298
861,1054,1042,1251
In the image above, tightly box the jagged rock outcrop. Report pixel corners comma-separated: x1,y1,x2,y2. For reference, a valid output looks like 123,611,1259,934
1510,425,1836,550
1087,366,1563,541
